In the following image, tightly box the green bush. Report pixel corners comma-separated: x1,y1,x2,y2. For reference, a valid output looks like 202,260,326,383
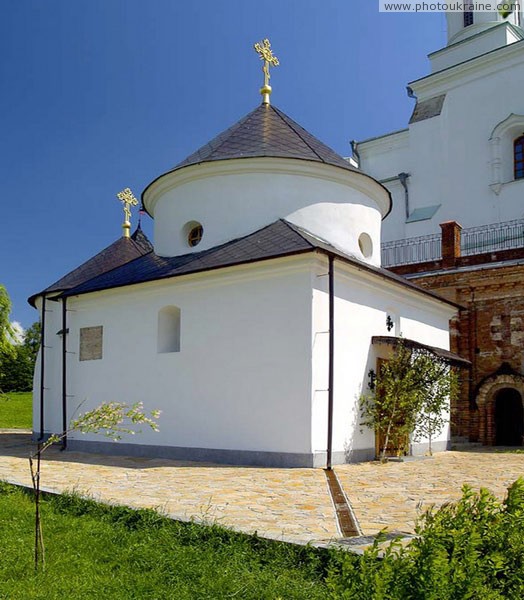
327,478,524,599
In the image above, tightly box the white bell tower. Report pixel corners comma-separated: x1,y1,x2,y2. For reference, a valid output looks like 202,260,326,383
430,5,524,72
446,5,523,46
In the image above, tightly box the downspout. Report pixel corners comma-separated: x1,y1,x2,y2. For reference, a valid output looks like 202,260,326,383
326,254,335,470
350,140,360,167
38,296,46,441
61,298,67,450
398,172,410,220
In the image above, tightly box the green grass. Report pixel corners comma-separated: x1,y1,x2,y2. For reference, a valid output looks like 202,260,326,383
0,391,32,429
0,482,333,599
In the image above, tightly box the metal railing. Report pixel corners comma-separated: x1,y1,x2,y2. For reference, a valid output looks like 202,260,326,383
381,218,524,267
461,219,524,256
381,233,441,267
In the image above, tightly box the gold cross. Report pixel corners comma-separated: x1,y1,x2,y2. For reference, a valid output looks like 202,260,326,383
116,187,139,237
253,38,279,104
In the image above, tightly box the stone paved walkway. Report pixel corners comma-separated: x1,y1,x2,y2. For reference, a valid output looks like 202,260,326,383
0,433,338,545
0,432,523,546
336,451,524,535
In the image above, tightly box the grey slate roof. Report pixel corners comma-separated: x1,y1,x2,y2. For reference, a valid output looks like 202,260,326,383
142,103,359,212
29,227,153,306
175,104,357,172
56,220,461,310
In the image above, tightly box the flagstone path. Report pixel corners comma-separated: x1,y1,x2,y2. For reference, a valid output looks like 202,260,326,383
0,432,337,545
0,431,523,547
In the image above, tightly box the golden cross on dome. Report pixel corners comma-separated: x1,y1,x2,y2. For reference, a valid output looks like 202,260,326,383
116,187,139,238
253,38,279,105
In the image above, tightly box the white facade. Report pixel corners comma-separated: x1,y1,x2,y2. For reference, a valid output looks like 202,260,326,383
32,92,460,466
33,252,455,466
144,158,389,267
357,9,524,243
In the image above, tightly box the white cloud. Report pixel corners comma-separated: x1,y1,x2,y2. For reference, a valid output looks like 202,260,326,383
8,321,25,345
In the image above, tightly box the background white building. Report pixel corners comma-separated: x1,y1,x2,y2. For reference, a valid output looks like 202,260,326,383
356,8,524,246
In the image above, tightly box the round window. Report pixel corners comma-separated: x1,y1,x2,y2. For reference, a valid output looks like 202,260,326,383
183,221,204,247
188,224,203,247
358,233,373,258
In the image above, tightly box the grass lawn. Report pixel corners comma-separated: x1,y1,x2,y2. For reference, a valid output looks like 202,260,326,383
0,482,334,599
0,391,32,429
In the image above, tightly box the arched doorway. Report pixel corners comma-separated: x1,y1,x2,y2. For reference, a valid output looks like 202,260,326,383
495,388,524,446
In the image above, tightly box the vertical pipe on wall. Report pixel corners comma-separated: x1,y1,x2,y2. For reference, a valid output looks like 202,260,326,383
326,254,335,470
61,298,67,450
38,296,46,441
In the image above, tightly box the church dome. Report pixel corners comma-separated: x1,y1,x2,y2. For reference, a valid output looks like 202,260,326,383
142,102,391,265
173,103,358,174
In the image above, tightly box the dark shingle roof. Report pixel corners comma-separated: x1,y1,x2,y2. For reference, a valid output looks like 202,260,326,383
29,227,153,306
58,220,461,310
174,104,357,172
142,104,359,213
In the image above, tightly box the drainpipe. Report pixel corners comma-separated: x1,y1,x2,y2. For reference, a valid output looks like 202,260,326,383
61,298,67,450
398,172,410,220
326,254,335,470
38,296,46,441
350,140,360,167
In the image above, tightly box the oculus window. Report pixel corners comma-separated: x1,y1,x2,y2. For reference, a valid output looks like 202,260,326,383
182,221,204,247
358,233,373,258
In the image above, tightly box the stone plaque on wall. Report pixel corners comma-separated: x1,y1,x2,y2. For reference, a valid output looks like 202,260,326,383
79,326,103,361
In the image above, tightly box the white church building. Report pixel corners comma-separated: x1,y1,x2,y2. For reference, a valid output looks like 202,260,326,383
356,7,524,244
29,43,464,467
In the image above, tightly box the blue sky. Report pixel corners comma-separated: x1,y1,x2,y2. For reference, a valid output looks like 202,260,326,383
1,1,445,328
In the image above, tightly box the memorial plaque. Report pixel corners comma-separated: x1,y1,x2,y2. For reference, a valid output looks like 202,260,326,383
79,326,103,361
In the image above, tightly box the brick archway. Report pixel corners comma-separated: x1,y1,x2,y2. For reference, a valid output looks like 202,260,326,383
476,373,524,445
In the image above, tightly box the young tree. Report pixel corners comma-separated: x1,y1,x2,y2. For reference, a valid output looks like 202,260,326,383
29,401,160,570
361,341,457,462
412,352,458,456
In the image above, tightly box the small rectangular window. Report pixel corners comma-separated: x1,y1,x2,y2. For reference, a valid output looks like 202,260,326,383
464,11,474,27
79,326,103,361
514,135,524,180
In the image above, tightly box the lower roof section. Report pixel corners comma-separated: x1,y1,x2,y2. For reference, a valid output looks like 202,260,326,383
372,335,471,368
38,219,462,312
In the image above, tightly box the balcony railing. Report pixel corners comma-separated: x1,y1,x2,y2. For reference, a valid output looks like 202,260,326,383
381,219,524,267
461,219,524,256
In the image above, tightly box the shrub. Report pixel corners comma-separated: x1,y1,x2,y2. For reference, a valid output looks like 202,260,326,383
327,478,524,599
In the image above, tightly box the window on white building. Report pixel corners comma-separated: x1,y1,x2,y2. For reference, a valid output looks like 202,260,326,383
157,306,181,353
514,135,524,180
463,10,473,27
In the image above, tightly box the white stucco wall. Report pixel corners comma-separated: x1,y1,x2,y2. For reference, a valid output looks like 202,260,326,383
144,158,389,267
32,296,65,436
33,252,456,465
310,256,455,463
34,257,315,458
358,39,524,244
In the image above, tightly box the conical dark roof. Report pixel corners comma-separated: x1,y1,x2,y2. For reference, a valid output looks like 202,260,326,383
174,103,357,172
142,104,358,211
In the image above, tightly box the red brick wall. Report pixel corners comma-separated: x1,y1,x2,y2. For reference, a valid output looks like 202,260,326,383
397,263,524,444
